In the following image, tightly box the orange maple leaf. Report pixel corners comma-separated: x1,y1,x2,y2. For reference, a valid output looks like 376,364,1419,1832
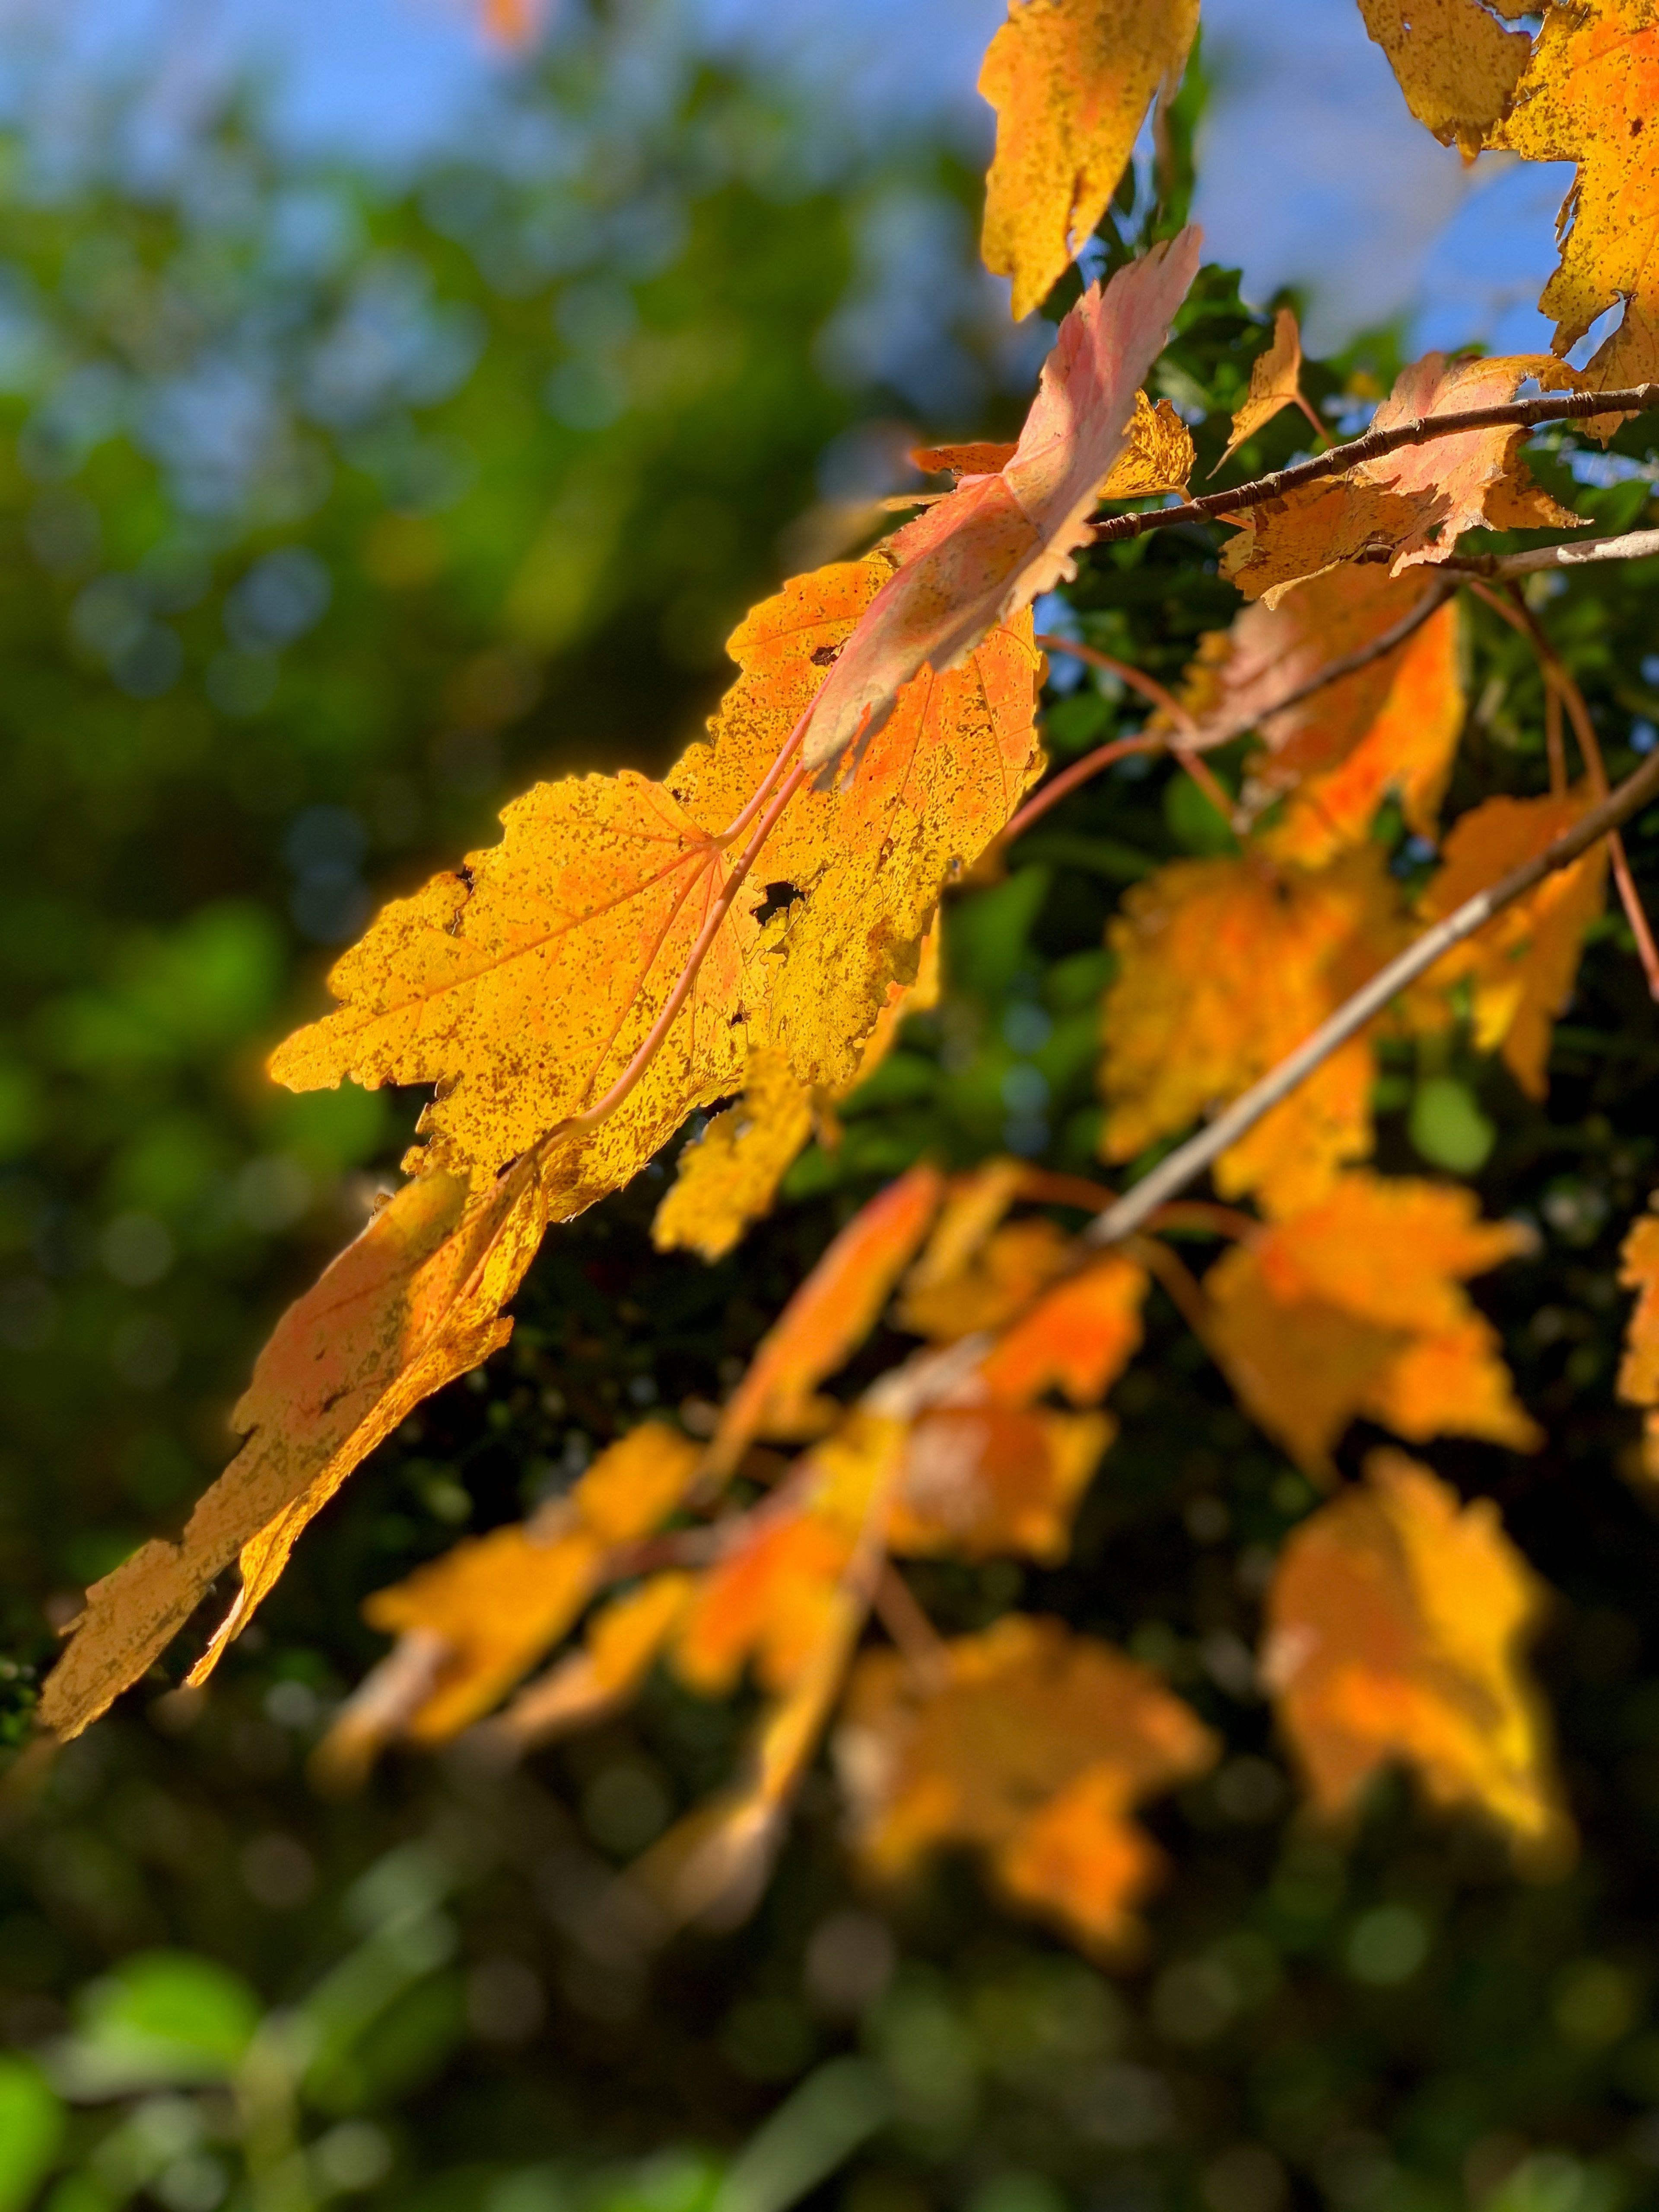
1221,353,1583,607
40,1161,547,1740
1206,1173,1540,1473
837,1615,1217,1952
1415,789,1609,1098
706,1165,944,1476
978,1252,1148,1406
1490,0,1659,410
802,235,1200,775
978,0,1199,321
1100,846,1410,1216
1168,566,1465,861
1263,1449,1569,1856
914,390,1193,502
1617,1208,1659,1478
1359,0,1531,157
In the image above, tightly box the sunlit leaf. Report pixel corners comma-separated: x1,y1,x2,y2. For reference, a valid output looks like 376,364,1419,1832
1216,306,1307,470
1263,1449,1569,1855
1617,1208,1659,1478
1360,0,1531,156
802,237,1200,775
837,1615,1217,1951
1101,847,1409,1216
1206,1173,1540,1473
1415,789,1608,1098
979,0,1200,321
888,1404,1111,1561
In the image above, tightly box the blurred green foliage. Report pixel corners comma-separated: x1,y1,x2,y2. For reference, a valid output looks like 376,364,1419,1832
9,15,1659,2212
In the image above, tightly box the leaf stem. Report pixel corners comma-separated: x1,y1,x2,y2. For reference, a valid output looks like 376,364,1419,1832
565,759,810,1137
1091,385,1659,546
1084,743,1659,1246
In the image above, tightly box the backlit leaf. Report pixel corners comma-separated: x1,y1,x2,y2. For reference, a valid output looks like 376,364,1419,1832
41,1159,547,1739
1206,1173,1540,1472
653,925,941,1263
486,1573,696,1752
1617,1209,1659,1478
350,1421,702,1745
979,0,1200,321
837,1615,1217,1951
802,236,1201,775
978,1252,1148,1405
1100,847,1409,1216
1415,790,1608,1098
1221,353,1582,607
706,1166,944,1476
1263,1449,1567,1853
1491,0,1659,409
1216,306,1307,470
1360,0,1531,156
914,391,1194,500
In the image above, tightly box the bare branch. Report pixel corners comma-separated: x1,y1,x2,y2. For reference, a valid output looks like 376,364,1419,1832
1441,527,1659,578
1085,745,1659,1247
1091,385,1659,547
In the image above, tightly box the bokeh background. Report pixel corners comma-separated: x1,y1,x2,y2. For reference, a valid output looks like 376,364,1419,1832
5,6,1659,2212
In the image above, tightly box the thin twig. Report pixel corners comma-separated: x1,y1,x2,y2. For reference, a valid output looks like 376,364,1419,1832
1085,744,1659,1246
1490,582,1659,1002
1007,583,1452,844
873,1566,951,1691
1091,384,1659,547
1034,635,1196,731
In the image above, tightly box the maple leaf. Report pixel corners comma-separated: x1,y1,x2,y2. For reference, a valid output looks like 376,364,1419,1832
653,926,941,1263
1215,307,1309,471
979,0,1199,321
888,1405,1111,1562
1100,846,1410,1216
40,1160,547,1740
978,1252,1148,1406
914,390,1194,501
1415,790,1608,1097
705,1165,944,1477
487,1573,696,1752
1490,0,1659,409
802,234,1201,776
1220,353,1583,607
1359,0,1531,157
342,1421,702,1747
273,553,1039,1203
1617,1209,1659,1478
1262,1449,1568,1855
836,1615,1217,1952
1205,1173,1541,1473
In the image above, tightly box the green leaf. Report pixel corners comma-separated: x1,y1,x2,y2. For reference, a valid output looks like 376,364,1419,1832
0,2057,63,2212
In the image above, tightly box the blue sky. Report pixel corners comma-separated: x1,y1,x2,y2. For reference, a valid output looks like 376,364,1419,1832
0,0,1577,359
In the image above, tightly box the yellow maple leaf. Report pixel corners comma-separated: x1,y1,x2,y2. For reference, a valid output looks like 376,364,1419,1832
652,925,941,1263
1221,353,1582,607
1101,846,1410,1216
273,551,1039,1205
1262,1450,1569,1857
1216,307,1309,470
40,1160,547,1740
836,1615,1217,1952
978,0,1199,322
1617,1209,1659,1477
1359,0,1531,156
1206,1173,1541,1474
1490,0,1659,409
803,236,1199,774
487,1573,696,1752
1415,790,1609,1098
348,1421,702,1745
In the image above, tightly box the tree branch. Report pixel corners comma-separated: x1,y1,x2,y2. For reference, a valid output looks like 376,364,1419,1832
1090,386,1659,547
1441,527,1659,579
1084,744,1659,1247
